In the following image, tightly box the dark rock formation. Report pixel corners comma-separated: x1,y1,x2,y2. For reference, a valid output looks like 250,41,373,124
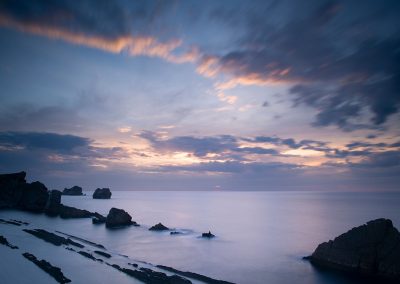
170,231,182,235
23,229,84,248
78,250,97,261
56,231,106,249
149,222,169,231
93,188,112,199
62,186,83,196
45,190,62,216
157,265,236,284
105,207,137,228
58,205,92,219
94,250,111,258
306,218,400,281
22,252,71,283
0,172,49,212
0,235,18,249
201,231,215,238
0,218,21,226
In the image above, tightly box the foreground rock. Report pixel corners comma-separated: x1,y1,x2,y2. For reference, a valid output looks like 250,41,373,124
306,218,400,281
0,171,49,212
93,188,112,199
0,235,18,249
106,207,137,228
149,222,169,231
22,252,71,283
23,229,84,248
62,186,83,196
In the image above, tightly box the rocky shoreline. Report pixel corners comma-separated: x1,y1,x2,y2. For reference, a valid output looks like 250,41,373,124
0,171,229,284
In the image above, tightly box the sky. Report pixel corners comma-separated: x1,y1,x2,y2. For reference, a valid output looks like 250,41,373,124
0,0,399,191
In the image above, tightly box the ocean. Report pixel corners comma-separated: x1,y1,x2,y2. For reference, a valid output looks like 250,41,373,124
1,191,399,284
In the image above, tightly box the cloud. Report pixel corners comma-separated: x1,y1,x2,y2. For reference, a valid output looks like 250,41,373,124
199,1,400,130
0,0,196,63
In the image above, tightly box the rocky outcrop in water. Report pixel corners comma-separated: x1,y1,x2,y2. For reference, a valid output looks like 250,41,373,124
0,171,49,212
62,186,83,196
23,229,84,248
0,235,18,249
106,207,137,228
201,231,215,238
93,188,111,199
149,222,169,231
45,190,62,216
306,218,400,281
22,252,71,283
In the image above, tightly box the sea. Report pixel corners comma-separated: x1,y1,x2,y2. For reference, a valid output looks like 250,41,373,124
1,191,399,284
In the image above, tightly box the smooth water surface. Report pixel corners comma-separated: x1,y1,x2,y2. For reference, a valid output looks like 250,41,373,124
1,191,399,284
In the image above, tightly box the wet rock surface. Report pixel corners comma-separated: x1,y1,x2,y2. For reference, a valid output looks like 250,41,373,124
23,229,84,248
306,218,400,281
62,186,83,196
157,265,236,284
44,190,62,216
201,231,215,238
94,250,111,258
93,188,112,199
0,235,18,249
22,252,71,283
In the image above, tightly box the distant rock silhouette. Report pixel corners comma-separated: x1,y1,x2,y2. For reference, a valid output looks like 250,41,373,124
149,222,169,231
106,208,137,228
201,231,215,238
93,188,111,199
62,186,83,196
306,218,400,281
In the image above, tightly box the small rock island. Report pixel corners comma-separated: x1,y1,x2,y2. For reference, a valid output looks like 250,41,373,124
62,186,83,196
93,188,112,199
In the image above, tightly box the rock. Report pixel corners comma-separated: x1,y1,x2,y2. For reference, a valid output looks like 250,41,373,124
0,235,18,249
0,171,27,208
170,231,182,235
94,250,111,258
307,218,400,281
62,186,83,196
23,229,84,248
22,252,71,283
45,190,62,216
201,231,215,238
149,222,169,231
105,207,136,228
58,205,93,219
92,215,106,224
93,188,111,199
18,181,49,212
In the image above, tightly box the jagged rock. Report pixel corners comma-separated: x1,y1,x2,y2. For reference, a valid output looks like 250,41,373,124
19,181,49,212
45,190,62,216
0,235,18,249
93,188,111,199
149,222,169,231
23,229,84,248
105,207,136,228
201,231,215,238
62,186,83,196
306,218,400,281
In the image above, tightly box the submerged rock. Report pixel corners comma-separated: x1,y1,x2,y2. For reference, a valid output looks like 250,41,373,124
93,188,112,199
22,252,71,283
306,218,400,281
62,186,83,196
0,235,18,249
201,231,215,238
105,207,136,228
149,222,169,231
45,190,62,216
92,215,106,224
23,229,84,248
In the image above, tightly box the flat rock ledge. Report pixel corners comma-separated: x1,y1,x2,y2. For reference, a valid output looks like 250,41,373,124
305,218,400,281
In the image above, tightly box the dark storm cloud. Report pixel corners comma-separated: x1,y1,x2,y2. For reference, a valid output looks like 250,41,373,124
202,0,400,130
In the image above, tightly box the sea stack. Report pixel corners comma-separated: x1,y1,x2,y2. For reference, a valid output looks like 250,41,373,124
62,186,83,196
105,208,136,228
93,188,112,199
306,218,400,281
